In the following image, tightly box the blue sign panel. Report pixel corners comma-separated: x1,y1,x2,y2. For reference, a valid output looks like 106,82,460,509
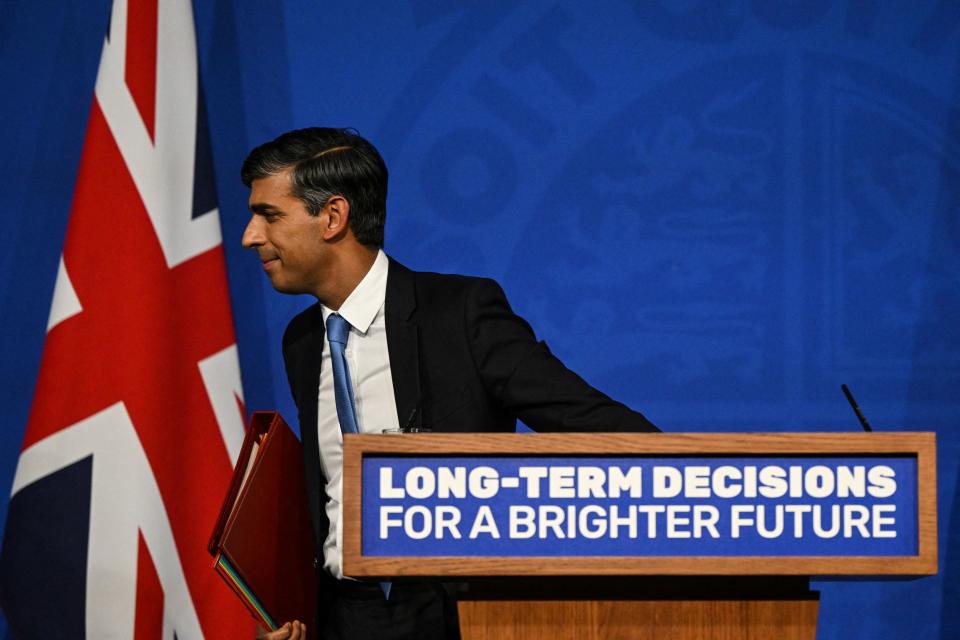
360,456,917,557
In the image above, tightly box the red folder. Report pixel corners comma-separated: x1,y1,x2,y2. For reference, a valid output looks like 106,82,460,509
208,411,317,636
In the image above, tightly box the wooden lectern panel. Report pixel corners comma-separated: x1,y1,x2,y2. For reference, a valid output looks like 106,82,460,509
458,598,819,640
455,576,818,640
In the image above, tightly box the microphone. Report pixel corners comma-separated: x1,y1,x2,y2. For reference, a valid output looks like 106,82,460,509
841,384,873,432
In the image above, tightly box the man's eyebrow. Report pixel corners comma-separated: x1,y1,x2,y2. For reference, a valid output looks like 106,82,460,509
249,202,280,214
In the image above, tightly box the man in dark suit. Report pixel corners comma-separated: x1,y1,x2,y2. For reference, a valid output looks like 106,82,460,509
240,128,658,640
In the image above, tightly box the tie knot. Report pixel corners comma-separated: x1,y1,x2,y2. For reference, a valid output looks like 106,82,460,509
326,313,351,345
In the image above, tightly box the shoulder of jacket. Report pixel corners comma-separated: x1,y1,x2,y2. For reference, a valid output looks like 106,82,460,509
409,268,502,294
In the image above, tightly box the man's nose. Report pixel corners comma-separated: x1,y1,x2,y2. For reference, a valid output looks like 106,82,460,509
241,216,264,248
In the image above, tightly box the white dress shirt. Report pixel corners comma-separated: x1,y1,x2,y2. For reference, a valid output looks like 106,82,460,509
317,250,400,578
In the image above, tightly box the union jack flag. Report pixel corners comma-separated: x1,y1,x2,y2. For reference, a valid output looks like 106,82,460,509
0,0,253,637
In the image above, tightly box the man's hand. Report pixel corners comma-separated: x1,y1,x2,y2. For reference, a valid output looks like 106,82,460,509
255,621,306,639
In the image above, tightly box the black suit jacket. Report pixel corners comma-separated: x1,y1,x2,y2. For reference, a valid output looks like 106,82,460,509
282,260,658,557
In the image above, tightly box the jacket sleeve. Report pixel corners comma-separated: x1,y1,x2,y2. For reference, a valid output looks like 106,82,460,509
463,277,659,433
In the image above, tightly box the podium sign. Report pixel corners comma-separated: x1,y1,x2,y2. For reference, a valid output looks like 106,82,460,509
343,433,936,577
362,455,917,557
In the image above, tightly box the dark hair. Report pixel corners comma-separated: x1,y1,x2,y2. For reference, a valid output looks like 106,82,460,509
241,127,388,247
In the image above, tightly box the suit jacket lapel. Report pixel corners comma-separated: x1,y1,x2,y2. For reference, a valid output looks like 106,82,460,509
286,303,325,546
385,260,422,429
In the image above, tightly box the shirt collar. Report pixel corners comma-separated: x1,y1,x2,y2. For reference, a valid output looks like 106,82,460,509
321,249,389,335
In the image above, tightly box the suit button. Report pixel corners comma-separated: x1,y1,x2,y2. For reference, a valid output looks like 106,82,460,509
313,557,319,569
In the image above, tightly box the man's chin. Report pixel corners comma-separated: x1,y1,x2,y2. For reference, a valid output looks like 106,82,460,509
267,276,311,296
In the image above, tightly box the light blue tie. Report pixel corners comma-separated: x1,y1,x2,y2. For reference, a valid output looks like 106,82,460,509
326,314,358,435
325,313,392,599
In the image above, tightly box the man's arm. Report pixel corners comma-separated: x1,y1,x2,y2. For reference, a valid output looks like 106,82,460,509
463,278,659,433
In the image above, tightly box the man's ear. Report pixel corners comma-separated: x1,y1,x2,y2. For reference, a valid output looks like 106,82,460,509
321,196,350,240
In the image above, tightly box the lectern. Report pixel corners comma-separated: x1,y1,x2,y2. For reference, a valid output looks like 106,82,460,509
342,433,936,639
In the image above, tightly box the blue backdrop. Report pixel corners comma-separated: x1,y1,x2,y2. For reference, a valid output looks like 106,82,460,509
1,1,957,638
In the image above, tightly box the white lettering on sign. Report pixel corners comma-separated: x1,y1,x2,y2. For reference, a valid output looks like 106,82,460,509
729,504,899,539
372,463,903,545
650,465,898,499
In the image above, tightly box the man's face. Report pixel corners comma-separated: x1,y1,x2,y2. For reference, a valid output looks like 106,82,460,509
242,169,327,295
